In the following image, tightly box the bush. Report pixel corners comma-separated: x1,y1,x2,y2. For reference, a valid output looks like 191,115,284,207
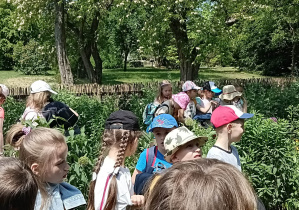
2,82,299,209
238,110,299,209
13,40,51,75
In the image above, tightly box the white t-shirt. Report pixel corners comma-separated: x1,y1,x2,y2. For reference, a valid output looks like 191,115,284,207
21,107,44,121
207,145,241,171
94,156,133,210
184,100,196,118
200,99,212,114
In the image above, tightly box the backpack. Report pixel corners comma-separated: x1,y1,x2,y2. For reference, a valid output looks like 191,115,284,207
42,101,78,130
143,103,169,125
134,146,158,195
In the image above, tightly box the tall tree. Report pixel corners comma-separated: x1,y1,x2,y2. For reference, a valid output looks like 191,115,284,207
12,0,73,84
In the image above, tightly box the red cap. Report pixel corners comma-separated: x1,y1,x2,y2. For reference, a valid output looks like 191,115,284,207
211,105,254,128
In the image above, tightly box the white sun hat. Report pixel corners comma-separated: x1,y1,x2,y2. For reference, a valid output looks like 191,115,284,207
0,84,9,97
30,80,57,94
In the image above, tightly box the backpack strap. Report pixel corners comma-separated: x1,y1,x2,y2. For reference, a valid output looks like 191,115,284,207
145,146,158,174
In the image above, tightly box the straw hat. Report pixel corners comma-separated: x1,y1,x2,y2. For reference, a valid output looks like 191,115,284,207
219,85,242,101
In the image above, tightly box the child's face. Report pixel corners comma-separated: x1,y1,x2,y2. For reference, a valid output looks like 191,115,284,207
189,89,198,99
44,143,69,184
125,137,139,157
229,119,245,142
153,127,176,154
204,90,214,99
162,85,172,100
171,139,202,163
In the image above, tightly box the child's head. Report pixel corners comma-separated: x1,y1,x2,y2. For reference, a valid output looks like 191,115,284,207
202,81,222,99
0,157,38,210
87,110,141,210
0,84,9,105
6,125,68,184
235,85,244,93
182,81,201,99
156,80,172,103
144,158,257,210
26,80,57,110
219,85,242,103
164,126,207,163
211,105,254,142
148,114,178,154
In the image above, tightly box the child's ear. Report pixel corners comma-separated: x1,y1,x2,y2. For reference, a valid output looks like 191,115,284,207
170,154,180,163
30,163,40,176
227,123,233,133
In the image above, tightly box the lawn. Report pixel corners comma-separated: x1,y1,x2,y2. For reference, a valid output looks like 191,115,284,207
0,67,268,87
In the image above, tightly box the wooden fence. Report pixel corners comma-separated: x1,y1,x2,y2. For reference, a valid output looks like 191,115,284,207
9,77,297,99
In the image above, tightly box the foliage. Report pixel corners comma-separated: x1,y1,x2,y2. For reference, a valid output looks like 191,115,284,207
2,82,299,209
238,111,299,209
13,40,51,75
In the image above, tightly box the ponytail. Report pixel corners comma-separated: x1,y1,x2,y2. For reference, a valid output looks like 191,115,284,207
6,124,27,148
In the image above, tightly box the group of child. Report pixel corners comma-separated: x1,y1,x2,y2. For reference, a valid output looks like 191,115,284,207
0,80,264,210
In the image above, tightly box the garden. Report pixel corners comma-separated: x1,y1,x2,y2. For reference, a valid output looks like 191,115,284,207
2,79,299,210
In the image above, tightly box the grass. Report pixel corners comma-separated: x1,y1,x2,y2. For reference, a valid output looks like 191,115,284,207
0,67,268,87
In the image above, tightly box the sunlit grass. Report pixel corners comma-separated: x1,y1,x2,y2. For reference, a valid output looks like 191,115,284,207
0,67,268,87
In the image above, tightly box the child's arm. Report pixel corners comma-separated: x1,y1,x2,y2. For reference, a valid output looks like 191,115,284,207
0,118,3,156
177,108,185,124
131,168,142,185
242,97,248,113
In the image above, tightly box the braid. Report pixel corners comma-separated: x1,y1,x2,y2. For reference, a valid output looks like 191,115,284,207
94,137,108,174
114,131,129,168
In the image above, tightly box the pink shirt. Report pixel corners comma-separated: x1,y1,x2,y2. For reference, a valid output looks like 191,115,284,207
0,107,4,119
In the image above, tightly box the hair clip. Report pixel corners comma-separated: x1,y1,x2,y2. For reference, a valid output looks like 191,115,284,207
92,172,97,181
112,167,120,175
22,127,31,135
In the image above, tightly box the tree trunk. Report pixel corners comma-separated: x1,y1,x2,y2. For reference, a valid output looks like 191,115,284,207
124,50,129,72
169,18,199,81
80,47,96,82
54,0,73,84
91,42,102,83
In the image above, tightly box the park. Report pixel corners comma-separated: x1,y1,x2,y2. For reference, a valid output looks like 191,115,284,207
0,0,299,209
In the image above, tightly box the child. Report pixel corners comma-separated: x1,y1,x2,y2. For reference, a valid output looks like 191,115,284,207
0,157,38,210
6,125,86,209
0,84,8,156
21,80,57,121
21,80,79,133
87,110,144,210
163,126,208,163
172,81,200,123
132,114,178,185
144,126,208,193
154,80,172,104
144,159,260,210
193,81,221,124
207,105,254,171
219,85,247,112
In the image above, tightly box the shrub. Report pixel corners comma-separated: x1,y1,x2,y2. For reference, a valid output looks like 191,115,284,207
238,110,299,209
2,82,299,209
13,40,51,75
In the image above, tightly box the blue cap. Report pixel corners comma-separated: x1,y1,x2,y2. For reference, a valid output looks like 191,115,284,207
148,114,178,132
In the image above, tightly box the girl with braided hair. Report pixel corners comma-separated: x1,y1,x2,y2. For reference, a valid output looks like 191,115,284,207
87,110,144,210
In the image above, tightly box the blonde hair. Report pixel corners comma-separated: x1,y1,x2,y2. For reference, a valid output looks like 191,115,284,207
144,159,257,210
87,129,141,210
155,80,172,104
26,91,51,111
0,157,38,210
6,124,66,208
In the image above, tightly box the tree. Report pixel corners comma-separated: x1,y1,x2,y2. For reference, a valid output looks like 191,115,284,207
12,0,74,84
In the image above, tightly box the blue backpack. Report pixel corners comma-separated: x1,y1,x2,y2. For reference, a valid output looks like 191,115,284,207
143,103,169,125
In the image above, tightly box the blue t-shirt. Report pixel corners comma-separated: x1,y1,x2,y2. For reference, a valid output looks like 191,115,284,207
136,148,172,172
